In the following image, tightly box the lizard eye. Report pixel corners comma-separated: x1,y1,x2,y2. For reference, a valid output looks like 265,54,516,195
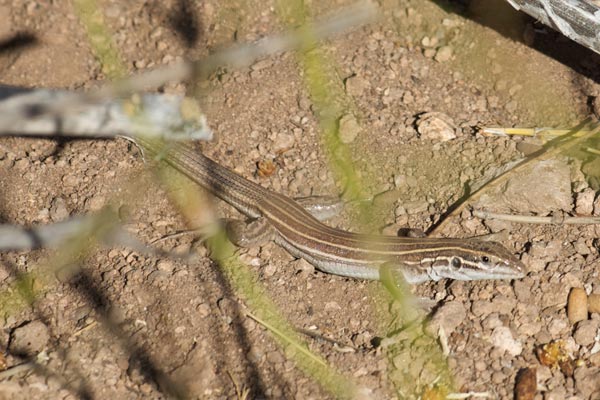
482,256,490,263
451,257,462,268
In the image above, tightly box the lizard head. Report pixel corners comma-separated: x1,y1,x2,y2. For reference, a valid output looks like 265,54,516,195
423,240,526,282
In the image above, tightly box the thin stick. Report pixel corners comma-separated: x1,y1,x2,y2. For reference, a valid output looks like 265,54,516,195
473,210,600,224
584,147,600,155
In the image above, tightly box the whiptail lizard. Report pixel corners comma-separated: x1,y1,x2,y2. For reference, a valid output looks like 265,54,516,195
133,137,525,284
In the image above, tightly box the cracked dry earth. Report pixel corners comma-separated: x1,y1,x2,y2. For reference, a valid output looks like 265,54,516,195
2,0,600,399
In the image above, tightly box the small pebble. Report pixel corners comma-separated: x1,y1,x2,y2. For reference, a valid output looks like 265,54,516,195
9,320,50,356
344,76,368,97
573,365,600,397
49,197,69,222
590,351,600,366
567,288,588,324
403,200,429,215
156,259,176,273
589,294,600,313
85,195,106,211
293,258,314,277
250,59,271,71
402,91,414,105
14,158,30,170
516,141,542,156
426,301,466,336
416,112,457,142
423,48,436,58
573,319,600,346
591,197,600,217
434,46,452,62
573,238,591,255
547,318,569,336
272,132,295,152
263,263,277,277
575,188,596,215
514,368,536,400
197,303,210,318
490,326,522,356
338,113,361,144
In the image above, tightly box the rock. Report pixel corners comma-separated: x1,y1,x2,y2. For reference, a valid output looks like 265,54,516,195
394,205,407,217
416,112,457,142
594,196,600,216
528,240,562,261
85,195,106,211
197,303,210,318
490,294,517,315
434,46,453,62
490,326,522,356
9,320,50,356
547,318,569,336
423,48,436,58
590,351,600,366
14,158,30,170
575,188,596,215
573,238,591,255
471,300,496,317
567,288,588,324
426,301,466,335
403,200,429,215
543,388,568,400
250,59,272,71
147,270,169,286
49,197,69,222
272,132,295,152
514,368,536,400
589,294,600,313
402,91,414,105
338,113,361,144
156,259,176,273
293,258,315,277
573,366,600,398
344,76,368,97
517,320,542,336
477,159,572,214
573,319,600,346
421,36,438,48
481,314,503,331
516,141,542,156
263,262,277,277
513,278,533,302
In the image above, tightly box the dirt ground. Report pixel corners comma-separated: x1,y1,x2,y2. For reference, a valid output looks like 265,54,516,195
1,0,600,399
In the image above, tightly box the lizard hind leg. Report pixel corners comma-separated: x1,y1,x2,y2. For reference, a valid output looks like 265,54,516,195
225,218,275,248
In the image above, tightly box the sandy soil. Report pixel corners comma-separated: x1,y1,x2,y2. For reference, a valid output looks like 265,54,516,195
1,0,600,399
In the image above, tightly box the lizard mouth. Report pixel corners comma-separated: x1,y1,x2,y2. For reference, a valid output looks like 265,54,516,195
454,260,526,281
483,260,526,280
